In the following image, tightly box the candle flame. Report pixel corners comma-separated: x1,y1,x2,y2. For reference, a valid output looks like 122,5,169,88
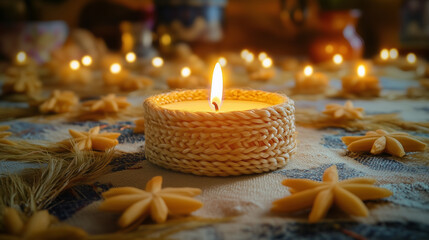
258,52,267,61
244,52,254,63
70,60,80,70
16,51,27,65
357,65,366,77
380,49,389,60
210,63,223,111
303,65,313,77
406,53,416,64
240,49,250,59
218,57,227,67
81,55,92,66
181,67,191,78
262,57,273,68
152,57,164,68
110,63,121,74
125,52,136,63
333,54,343,65
389,48,398,60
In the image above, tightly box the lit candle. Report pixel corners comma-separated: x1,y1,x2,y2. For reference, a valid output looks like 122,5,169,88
333,54,343,65
341,64,380,96
167,66,205,89
70,60,80,70
81,55,92,67
249,57,275,81
380,49,389,61
293,65,329,94
374,48,393,65
152,57,164,68
181,67,191,78
125,52,137,63
143,64,297,176
399,53,418,71
149,57,164,77
162,63,272,112
258,52,268,61
389,48,398,60
111,63,121,74
59,60,91,84
16,51,27,66
103,63,128,86
240,49,250,59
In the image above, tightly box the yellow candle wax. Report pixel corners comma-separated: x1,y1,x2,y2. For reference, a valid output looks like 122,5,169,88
162,100,271,113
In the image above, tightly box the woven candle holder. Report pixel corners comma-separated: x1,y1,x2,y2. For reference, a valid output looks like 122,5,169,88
143,89,297,176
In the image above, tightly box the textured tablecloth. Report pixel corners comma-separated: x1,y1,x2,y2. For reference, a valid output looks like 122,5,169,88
1,76,429,239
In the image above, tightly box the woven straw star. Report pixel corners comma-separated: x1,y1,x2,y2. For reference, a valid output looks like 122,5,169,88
2,208,86,239
272,165,392,222
100,176,203,228
0,125,15,145
64,126,121,151
82,94,130,113
342,129,426,157
322,101,364,120
39,90,79,113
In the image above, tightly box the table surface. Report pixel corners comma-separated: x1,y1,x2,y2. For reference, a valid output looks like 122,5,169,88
1,72,429,239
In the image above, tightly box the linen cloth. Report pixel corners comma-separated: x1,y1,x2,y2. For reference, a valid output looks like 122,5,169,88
1,76,429,239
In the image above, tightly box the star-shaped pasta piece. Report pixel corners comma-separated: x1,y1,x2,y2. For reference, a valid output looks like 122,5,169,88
120,76,153,91
99,176,203,228
342,129,426,157
2,70,42,95
322,101,364,120
0,125,15,145
2,208,87,239
64,126,121,151
39,90,79,113
82,94,130,113
272,165,392,222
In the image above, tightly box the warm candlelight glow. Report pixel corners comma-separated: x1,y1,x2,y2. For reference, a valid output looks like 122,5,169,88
357,65,366,77
303,65,313,77
325,44,334,53
258,52,267,61
152,57,164,68
389,48,398,60
110,63,121,74
218,57,227,67
16,51,27,64
125,52,136,63
262,57,273,68
333,54,343,65
181,67,191,78
240,49,250,59
380,49,389,60
210,63,223,111
160,34,172,46
244,52,254,63
70,60,80,70
406,53,416,64
81,55,92,66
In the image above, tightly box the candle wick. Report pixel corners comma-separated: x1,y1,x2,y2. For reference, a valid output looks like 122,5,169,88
212,102,219,112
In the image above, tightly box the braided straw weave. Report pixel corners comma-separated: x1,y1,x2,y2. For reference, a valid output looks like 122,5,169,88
143,89,296,176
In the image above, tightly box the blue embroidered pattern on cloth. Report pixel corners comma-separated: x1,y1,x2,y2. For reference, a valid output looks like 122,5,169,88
1,85,429,239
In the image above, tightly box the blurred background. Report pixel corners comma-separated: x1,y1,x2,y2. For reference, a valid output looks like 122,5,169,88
0,0,428,62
